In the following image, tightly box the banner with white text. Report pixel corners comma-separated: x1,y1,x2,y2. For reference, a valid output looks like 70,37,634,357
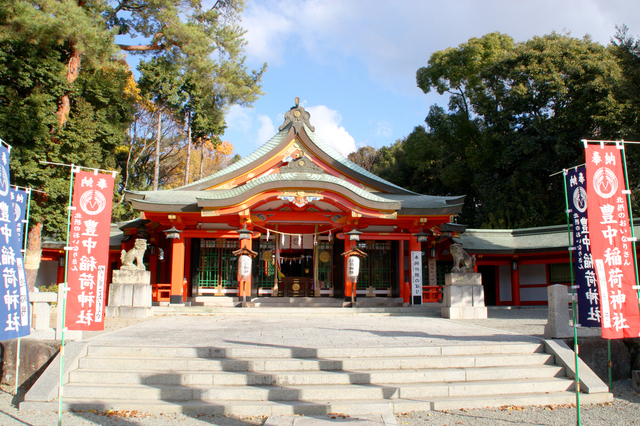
0,146,30,340
65,170,114,331
566,166,601,328
585,143,640,339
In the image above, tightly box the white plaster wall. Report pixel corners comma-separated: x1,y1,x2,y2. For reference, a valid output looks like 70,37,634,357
519,263,547,285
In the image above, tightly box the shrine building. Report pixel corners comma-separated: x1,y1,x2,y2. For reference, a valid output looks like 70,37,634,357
123,101,465,305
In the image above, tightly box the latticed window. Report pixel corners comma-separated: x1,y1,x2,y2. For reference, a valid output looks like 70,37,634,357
356,241,391,289
549,263,572,284
436,261,453,286
317,242,333,288
256,240,276,288
198,239,239,288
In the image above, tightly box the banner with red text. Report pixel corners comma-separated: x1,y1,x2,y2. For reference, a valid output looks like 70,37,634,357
65,170,114,331
585,143,640,339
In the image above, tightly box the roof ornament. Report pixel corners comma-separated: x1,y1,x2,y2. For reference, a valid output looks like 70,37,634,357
279,97,315,134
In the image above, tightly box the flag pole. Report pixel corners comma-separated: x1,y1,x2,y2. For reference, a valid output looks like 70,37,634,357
58,165,77,426
618,141,640,318
14,187,32,396
618,140,640,390
562,169,582,426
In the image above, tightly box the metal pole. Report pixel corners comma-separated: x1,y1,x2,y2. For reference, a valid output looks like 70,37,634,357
58,166,77,426
562,169,581,426
15,187,32,396
619,141,640,319
608,340,612,390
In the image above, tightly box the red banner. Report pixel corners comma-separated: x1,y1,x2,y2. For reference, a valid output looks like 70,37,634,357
585,143,640,339
65,170,114,331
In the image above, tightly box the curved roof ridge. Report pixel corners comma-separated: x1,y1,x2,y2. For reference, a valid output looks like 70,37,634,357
196,172,395,203
302,124,418,194
179,123,292,190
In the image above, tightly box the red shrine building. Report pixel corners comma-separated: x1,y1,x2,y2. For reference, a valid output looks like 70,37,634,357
123,101,465,305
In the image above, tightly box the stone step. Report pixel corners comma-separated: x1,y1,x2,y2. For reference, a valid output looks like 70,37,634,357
69,364,565,386
85,342,545,359
151,305,439,315
21,391,612,416
60,377,575,402
76,352,555,373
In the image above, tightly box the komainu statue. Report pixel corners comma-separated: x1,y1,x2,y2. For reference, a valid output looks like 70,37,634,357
120,238,147,270
450,243,475,273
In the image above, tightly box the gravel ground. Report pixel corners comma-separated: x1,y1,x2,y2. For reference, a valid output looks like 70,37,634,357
0,307,637,426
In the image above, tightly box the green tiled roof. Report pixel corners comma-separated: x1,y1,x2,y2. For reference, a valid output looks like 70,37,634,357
196,172,395,204
454,225,572,253
302,124,416,194
179,126,291,190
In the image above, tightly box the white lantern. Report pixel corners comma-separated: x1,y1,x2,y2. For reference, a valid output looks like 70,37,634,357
346,256,360,281
238,255,252,279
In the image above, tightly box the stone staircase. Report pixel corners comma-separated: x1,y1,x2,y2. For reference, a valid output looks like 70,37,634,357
21,341,612,415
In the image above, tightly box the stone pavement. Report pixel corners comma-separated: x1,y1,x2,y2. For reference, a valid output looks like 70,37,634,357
82,312,542,349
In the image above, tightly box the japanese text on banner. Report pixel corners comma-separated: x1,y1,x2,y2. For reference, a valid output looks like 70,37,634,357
585,144,640,339
566,166,601,327
0,145,30,340
65,171,114,331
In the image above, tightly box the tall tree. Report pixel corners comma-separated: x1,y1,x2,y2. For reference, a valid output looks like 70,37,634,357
0,0,265,284
409,32,626,228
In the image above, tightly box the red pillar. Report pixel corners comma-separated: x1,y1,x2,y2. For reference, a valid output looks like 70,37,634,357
344,237,355,302
238,236,253,303
170,238,185,304
399,240,405,300
183,238,191,301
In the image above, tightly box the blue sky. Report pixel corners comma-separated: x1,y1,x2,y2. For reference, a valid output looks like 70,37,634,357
224,0,640,158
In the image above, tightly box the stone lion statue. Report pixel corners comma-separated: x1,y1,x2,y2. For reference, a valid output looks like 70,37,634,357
450,243,475,273
121,238,147,270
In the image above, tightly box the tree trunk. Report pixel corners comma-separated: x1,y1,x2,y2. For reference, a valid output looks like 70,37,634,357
55,43,82,127
199,143,205,180
184,112,192,185
24,222,43,292
153,112,162,191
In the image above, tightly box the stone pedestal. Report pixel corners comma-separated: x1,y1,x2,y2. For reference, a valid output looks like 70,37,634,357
544,284,572,339
441,272,488,319
106,270,152,318
29,292,57,331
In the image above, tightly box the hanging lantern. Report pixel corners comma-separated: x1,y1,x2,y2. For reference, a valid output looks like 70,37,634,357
238,255,252,279
346,256,360,281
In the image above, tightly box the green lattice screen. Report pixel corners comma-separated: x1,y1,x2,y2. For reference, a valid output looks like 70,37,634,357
317,242,333,288
357,241,391,289
198,239,239,288
256,240,276,288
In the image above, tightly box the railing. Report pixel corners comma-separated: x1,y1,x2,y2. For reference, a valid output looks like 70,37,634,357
422,285,442,303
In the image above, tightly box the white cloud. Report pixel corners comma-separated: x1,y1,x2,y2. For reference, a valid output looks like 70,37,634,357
256,114,276,146
241,0,640,97
225,105,253,136
306,105,357,156
376,121,393,138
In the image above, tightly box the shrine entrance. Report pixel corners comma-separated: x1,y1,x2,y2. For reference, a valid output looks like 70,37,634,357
253,236,335,297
